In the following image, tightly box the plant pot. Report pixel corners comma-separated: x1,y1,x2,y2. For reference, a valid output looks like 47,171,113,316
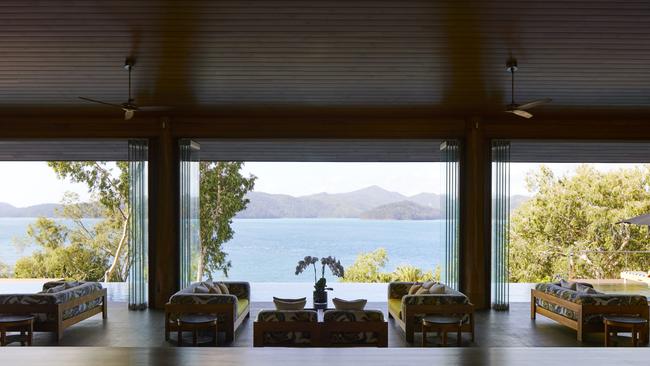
313,290,328,309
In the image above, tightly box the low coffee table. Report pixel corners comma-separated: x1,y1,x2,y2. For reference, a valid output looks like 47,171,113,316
603,316,648,347
176,314,218,347
0,315,34,346
421,315,463,347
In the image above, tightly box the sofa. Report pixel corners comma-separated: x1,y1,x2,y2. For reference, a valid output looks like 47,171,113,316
531,282,649,341
165,281,250,343
388,281,474,343
0,280,107,340
253,309,387,347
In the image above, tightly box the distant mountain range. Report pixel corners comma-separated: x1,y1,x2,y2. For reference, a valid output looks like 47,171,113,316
238,186,530,220
0,202,103,218
0,187,530,220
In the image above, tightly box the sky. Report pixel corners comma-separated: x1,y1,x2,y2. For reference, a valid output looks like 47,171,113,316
0,161,644,207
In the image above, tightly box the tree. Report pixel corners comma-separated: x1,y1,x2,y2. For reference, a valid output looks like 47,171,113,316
510,165,650,282
196,162,256,281
14,162,130,282
341,248,439,283
13,216,108,281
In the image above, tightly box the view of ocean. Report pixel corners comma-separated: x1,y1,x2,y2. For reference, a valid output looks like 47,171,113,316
0,217,444,282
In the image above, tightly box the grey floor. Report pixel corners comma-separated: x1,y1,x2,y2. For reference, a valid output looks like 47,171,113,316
21,302,645,347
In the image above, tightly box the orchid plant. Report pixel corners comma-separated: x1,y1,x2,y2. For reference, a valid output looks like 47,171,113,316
295,255,345,293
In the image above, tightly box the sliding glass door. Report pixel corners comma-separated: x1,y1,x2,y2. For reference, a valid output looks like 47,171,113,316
441,140,461,290
491,140,510,310
179,139,201,288
128,139,148,310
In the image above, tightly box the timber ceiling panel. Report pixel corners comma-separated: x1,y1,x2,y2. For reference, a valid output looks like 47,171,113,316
1,1,649,115
196,139,444,161
0,140,129,160
509,140,650,163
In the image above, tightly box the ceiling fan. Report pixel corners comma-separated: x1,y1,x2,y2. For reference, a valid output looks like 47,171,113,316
79,58,167,120
505,58,551,118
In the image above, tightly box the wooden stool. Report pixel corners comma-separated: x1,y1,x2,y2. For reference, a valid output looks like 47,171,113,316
603,316,648,347
177,314,218,347
421,315,463,347
0,315,34,346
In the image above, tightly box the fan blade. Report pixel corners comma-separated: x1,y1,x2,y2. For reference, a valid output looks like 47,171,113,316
79,97,124,109
124,109,135,120
512,109,533,118
517,98,552,110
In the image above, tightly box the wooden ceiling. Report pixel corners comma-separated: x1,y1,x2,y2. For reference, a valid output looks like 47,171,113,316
1,0,649,117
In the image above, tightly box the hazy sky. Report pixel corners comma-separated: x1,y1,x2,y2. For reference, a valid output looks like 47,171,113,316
0,161,644,207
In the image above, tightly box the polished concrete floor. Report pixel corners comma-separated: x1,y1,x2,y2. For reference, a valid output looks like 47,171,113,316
16,301,647,347
3,347,650,366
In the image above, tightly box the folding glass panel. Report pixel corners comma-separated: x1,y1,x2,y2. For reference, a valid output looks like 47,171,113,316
128,139,148,310
179,139,200,288
441,140,461,290
491,140,510,310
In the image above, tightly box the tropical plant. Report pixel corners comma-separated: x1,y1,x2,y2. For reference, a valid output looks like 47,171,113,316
196,161,256,281
510,165,650,282
341,248,440,283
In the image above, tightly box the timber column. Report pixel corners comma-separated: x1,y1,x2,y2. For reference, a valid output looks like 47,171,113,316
460,117,491,309
149,117,179,308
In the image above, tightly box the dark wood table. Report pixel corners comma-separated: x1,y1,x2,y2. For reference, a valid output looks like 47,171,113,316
421,315,463,347
0,315,34,346
603,316,648,347
176,315,218,347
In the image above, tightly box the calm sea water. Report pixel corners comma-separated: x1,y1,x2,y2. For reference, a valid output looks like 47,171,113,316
0,218,444,282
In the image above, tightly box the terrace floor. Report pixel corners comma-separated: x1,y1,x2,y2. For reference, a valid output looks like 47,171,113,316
19,301,648,348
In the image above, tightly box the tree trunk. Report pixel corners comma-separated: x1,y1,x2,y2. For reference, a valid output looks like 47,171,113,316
196,245,206,282
104,213,130,282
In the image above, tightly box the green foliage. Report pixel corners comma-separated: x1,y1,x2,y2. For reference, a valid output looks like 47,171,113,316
341,248,440,283
510,165,650,282
14,162,130,282
197,162,256,280
0,261,11,278
14,242,108,281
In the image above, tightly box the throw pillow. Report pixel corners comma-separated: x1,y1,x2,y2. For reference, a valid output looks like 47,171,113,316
560,279,577,290
207,283,222,294
333,298,367,310
193,285,210,294
273,297,306,310
216,282,229,295
421,281,437,290
415,287,429,295
428,284,446,294
408,284,422,295
576,283,599,294
64,281,80,289
43,284,67,293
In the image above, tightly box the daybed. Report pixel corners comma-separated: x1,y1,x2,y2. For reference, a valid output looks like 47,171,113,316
531,282,649,342
0,280,107,340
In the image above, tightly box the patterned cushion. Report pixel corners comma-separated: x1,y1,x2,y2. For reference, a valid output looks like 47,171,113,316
323,310,385,345
388,282,413,299
256,310,317,345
